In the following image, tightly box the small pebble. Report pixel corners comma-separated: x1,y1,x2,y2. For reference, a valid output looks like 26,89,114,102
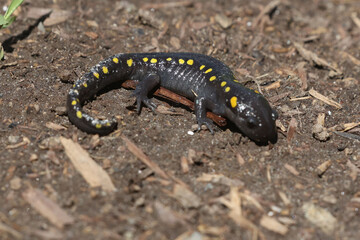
8,135,20,144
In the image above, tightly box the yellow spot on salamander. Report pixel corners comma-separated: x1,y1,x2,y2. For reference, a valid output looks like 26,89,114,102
230,96,237,108
143,57,149,62
113,57,119,63
205,68,212,74
150,58,157,63
166,57,172,61
254,90,260,94
187,59,194,65
200,65,205,70
127,59,133,67
73,84,76,88
95,123,102,129
209,76,216,81
225,87,230,92
93,72,99,79
221,81,227,87
71,100,77,106
76,111,82,119
102,66,109,74
234,79,239,83
83,82,88,88
179,59,185,64
105,122,111,126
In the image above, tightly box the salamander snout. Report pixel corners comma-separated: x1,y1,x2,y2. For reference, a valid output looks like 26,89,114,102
225,94,278,144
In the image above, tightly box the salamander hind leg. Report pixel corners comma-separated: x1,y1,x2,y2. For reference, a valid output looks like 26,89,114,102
132,73,160,114
194,96,215,134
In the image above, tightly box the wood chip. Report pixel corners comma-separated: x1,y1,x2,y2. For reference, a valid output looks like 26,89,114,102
342,122,360,132
170,36,181,50
316,160,332,177
22,188,74,229
180,156,189,173
264,81,281,91
196,173,244,187
294,42,342,76
0,222,22,239
284,163,300,176
141,1,193,10
85,31,99,40
6,137,30,149
296,61,308,90
60,137,116,192
253,0,281,28
121,135,169,180
215,14,232,29
172,184,201,208
278,191,291,206
346,160,360,181
351,12,360,29
26,7,52,19
302,202,337,235
287,117,298,142
154,201,186,227
44,9,73,26
236,153,245,166
25,227,64,240
309,88,342,109
260,215,288,235
10,176,21,190
45,122,67,131
341,51,360,66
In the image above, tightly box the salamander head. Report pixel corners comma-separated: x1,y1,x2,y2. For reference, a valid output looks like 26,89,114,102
225,91,278,144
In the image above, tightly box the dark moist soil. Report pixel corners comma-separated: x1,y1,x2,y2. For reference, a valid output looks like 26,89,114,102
1,0,360,239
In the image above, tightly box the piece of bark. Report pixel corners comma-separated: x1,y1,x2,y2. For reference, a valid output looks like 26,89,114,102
60,137,116,192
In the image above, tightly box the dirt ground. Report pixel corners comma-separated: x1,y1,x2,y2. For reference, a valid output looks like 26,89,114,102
0,0,359,239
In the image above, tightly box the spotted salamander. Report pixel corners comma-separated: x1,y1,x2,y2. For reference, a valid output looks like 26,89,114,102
67,52,278,144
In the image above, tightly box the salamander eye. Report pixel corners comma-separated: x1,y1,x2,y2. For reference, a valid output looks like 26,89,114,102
247,117,258,129
271,109,278,120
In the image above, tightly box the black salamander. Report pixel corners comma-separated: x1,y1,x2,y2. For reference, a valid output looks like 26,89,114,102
67,52,278,144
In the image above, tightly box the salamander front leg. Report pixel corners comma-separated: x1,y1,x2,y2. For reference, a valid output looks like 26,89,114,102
194,96,214,134
133,73,160,114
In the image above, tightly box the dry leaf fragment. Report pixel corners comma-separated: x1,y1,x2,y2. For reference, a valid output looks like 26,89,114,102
260,215,288,235
60,137,116,192
22,188,74,229
309,88,342,109
302,202,337,235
